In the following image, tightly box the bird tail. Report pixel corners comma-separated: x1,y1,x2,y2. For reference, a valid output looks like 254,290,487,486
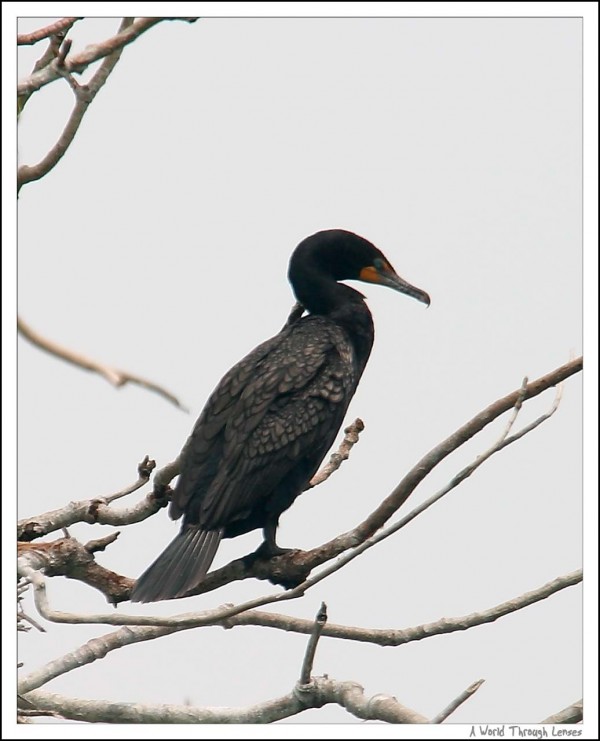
130,526,223,603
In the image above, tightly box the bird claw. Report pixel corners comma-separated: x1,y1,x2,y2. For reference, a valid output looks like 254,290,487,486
252,541,294,560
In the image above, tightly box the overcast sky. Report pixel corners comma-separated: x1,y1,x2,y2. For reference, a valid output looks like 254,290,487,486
8,4,597,737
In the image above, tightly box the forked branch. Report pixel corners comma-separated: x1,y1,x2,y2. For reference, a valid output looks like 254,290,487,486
18,18,197,96
182,357,581,595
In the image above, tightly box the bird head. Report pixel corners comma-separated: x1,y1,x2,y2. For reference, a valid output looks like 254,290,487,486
291,229,431,308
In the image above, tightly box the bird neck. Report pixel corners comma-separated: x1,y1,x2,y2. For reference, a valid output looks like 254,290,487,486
294,273,375,373
327,291,375,376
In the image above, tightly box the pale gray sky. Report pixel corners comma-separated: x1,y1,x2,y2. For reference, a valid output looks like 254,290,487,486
10,6,593,735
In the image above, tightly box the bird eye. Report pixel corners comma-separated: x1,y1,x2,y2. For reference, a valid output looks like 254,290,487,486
373,258,385,271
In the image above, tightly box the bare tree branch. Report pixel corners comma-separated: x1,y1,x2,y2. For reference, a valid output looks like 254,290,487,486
18,317,187,411
432,679,485,722
307,419,364,487
18,623,179,695
18,27,72,115
16,570,579,720
108,456,157,504
18,492,167,544
299,602,327,685
18,17,198,97
541,699,583,724
17,457,161,541
299,376,566,587
18,537,132,605
222,570,582,645
182,358,580,595
151,456,182,493
17,582,46,633
18,554,322,629
18,18,133,191
16,360,580,613
17,542,581,639
20,676,428,723
17,18,82,46
17,708,63,721
342,358,581,551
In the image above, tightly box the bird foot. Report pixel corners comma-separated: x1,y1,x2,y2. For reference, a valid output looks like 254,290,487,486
253,541,293,560
241,544,309,589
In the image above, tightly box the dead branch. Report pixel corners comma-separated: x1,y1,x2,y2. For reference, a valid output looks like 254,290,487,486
289,376,566,590
181,358,581,595
151,456,182,494
222,570,582,645
18,536,131,605
16,569,578,722
350,358,581,546
18,18,132,191
17,457,162,541
541,699,583,724
299,603,327,685
17,539,581,639
20,675,428,723
432,679,485,723
18,317,187,410
307,419,364,487
17,360,580,608
18,492,167,544
17,18,82,46
18,582,46,633
18,18,198,97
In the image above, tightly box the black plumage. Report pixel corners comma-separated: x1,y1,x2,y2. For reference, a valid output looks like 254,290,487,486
131,229,429,602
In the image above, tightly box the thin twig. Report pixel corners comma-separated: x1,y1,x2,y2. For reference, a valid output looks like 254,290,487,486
356,378,565,553
432,679,485,722
18,317,187,411
308,419,365,487
18,456,158,541
299,603,328,684
56,37,73,66
84,532,120,553
17,580,47,633
17,18,81,46
356,363,578,544
18,609,46,633
105,456,156,504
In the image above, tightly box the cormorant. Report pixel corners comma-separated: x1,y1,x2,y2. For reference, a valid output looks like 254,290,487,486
131,229,429,602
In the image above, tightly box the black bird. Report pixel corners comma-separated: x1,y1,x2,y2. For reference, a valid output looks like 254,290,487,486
131,229,429,602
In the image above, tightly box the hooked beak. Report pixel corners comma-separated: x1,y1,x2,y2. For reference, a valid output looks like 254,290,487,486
359,264,431,307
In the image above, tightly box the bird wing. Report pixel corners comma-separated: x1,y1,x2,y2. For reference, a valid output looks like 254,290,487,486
171,316,357,528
